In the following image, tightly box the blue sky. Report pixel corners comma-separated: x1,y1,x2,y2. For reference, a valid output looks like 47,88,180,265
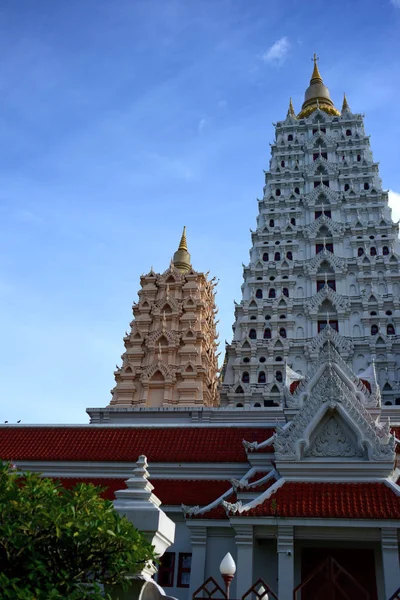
1,0,400,423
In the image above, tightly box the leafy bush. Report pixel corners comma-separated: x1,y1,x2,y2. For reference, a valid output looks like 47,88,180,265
0,462,155,599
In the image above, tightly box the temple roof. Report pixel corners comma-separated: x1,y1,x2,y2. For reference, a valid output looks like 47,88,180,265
0,425,274,463
53,477,232,506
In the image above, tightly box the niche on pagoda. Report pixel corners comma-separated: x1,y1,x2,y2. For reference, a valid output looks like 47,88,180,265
147,369,166,408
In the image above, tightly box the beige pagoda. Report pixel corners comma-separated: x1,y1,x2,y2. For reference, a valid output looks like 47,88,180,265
109,228,220,408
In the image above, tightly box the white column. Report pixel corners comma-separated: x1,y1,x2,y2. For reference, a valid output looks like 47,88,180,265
277,525,294,600
234,525,254,597
381,527,400,599
189,526,207,598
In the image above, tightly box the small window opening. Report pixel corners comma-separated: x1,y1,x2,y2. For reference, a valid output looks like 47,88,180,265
318,320,338,332
317,280,336,292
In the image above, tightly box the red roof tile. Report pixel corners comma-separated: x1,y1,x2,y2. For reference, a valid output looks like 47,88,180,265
246,482,400,520
0,426,274,463
53,477,231,506
152,479,231,506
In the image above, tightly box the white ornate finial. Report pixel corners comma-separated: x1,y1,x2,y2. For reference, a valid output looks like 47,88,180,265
134,455,150,480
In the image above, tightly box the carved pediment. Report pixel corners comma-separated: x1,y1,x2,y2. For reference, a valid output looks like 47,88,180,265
302,215,347,240
305,326,353,359
275,362,395,463
305,286,350,313
304,158,339,177
304,416,363,458
303,186,340,207
303,249,347,275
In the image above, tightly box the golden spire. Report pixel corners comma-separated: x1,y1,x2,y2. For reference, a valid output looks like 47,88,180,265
310,53,323,84
178,225,188,251
297,54,340,119
342,92,350,112
287,97,296,118
172,226,192,273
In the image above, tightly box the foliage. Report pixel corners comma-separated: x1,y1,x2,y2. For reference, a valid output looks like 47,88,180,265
0,462,155,599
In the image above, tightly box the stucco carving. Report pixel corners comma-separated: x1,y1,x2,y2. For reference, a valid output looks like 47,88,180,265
302,214,347,239
305,286,350,313
304,417,363,458
304,249,347,274
275,362,395,462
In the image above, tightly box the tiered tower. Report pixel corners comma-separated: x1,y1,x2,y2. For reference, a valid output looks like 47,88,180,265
109,228,220,408
220,55,400,408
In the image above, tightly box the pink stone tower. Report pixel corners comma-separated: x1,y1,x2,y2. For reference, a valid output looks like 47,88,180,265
109,228,220,407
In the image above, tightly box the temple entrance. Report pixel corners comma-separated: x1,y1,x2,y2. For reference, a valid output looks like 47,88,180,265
296,548,378,600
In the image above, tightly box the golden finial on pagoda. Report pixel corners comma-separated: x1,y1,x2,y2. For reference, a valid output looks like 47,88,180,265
287,97,296,118
297,54,340,119
178,225,188,251
310,53,323,84
342,92,350,112
173,226,192,273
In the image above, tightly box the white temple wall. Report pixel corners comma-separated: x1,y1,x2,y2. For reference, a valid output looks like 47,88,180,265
252,538,278,592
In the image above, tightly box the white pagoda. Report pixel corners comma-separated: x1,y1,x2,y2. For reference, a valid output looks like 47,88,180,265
220,54,400,410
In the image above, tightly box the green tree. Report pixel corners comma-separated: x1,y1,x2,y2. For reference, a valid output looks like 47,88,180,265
0,462,155,599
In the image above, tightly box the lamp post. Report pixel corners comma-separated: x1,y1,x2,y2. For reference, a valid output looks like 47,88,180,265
219,552,236,599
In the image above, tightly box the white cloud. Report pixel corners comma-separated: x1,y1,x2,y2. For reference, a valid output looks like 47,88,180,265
391,0,400,7
262,37,290,65
388,190,400,222
198,118,208,134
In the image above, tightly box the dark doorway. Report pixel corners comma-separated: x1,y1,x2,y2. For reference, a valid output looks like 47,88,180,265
298,548,377,600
